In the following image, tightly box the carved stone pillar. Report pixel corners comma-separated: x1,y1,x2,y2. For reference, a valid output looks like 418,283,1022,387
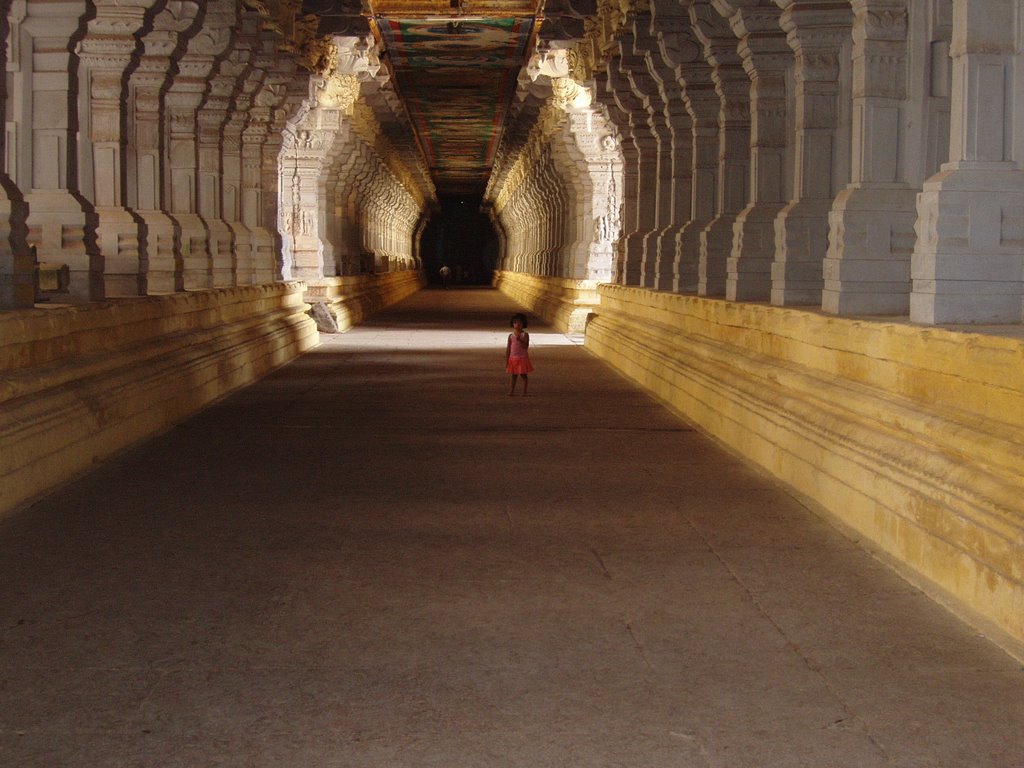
0,0,32,309
629,16,672,289
166,0,234,291
657,14,713,293
910,0,1024,323
648,0,694,292
690,3,750,298
606,29,657,287
724,4,791,302
20,2,95,299
823,0,916,315
76,0,161,298
198,33,246,287
772,1,852,306
128,1,201,294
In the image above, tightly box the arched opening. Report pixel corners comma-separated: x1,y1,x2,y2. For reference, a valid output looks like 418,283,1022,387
421,195,500,287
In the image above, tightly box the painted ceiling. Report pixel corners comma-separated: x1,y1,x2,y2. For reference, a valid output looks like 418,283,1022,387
375,14,534,196
301,0,591,197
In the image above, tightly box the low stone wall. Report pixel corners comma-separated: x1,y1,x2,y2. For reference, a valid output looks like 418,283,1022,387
0,283,319,517
584,284,1024,652
306,270,425,332
492,271,599,333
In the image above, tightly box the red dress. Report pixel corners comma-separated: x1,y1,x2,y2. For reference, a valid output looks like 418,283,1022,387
506,332,534,374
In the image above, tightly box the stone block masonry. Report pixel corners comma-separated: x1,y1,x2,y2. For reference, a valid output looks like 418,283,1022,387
0,283,319,517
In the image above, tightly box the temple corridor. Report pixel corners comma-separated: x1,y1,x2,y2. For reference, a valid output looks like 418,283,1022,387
1,289,1022,767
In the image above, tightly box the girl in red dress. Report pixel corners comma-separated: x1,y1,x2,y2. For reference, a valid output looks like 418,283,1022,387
505,313,534,396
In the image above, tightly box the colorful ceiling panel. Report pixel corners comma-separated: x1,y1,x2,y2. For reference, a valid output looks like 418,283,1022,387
372,9,538,195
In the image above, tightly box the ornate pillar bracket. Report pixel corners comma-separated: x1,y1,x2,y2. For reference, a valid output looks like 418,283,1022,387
910,0,1024,324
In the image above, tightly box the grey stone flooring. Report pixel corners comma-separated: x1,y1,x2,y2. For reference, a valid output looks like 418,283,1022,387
2,287,1023,767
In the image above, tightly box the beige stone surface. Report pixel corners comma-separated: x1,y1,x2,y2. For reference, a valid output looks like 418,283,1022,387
0,283,319,516
584,283,1024,650
2,288,1023,767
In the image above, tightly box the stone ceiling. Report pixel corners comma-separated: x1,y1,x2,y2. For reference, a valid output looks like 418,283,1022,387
301,0,593,197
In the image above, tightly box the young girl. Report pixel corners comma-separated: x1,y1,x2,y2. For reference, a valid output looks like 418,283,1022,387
505,313,534,396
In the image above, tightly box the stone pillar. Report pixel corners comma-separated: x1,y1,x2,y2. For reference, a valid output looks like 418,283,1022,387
76,0,159,298
0,0,32,309
673,46,718,293
20,2,96,300
910,0,1024,323
725,4,791,302
606,31,657,287
648,0,694,292
773,1,853,306
628,17,673,289
690,3,750,298
127,0,201,294
166,0,234,291
823,0,917,316
197,22,246,289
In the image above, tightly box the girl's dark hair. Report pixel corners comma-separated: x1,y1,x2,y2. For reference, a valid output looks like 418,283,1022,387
509,312,528,328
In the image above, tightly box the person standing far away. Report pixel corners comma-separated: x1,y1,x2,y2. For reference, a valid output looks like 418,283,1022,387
505,313,534,396
439,264,452,288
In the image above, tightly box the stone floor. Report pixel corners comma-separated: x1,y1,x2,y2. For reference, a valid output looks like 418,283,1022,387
2,287,1023,767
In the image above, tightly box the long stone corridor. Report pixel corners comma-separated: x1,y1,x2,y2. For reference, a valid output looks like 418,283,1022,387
1,288,1022,767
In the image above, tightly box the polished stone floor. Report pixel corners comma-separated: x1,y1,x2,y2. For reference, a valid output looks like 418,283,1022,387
2,288,1023,767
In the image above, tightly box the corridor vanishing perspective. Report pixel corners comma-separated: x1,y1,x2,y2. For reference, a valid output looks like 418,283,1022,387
2,289,1023,766
1,1,1024,762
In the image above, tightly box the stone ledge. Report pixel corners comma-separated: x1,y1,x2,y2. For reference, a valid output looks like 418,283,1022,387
0,283,319,517
492,271,599,333
306,270,424,332
585,284,1024,647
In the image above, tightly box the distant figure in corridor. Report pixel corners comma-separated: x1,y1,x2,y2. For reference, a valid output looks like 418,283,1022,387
505,313,534,396
439,264,452,288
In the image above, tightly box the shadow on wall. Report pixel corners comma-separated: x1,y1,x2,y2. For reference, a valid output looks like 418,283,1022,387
421,195,499,286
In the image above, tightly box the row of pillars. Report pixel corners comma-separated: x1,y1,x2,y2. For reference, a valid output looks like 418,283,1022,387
491,0,1024,325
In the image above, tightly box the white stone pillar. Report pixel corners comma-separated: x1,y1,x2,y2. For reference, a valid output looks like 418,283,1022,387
20,2,95,299
673,51,718,293
690,3,750,298
76,0,160,298
725,4,791,302
607,37,657,287
127,0,200,294
166,0,234,291
0,0,32,309
823,0,917,316
648,0,695,292
772,1,853,306
910,0,1024,323
628,17,673,289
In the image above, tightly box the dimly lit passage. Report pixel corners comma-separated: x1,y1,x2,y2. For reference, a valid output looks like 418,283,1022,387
422,196,500,286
